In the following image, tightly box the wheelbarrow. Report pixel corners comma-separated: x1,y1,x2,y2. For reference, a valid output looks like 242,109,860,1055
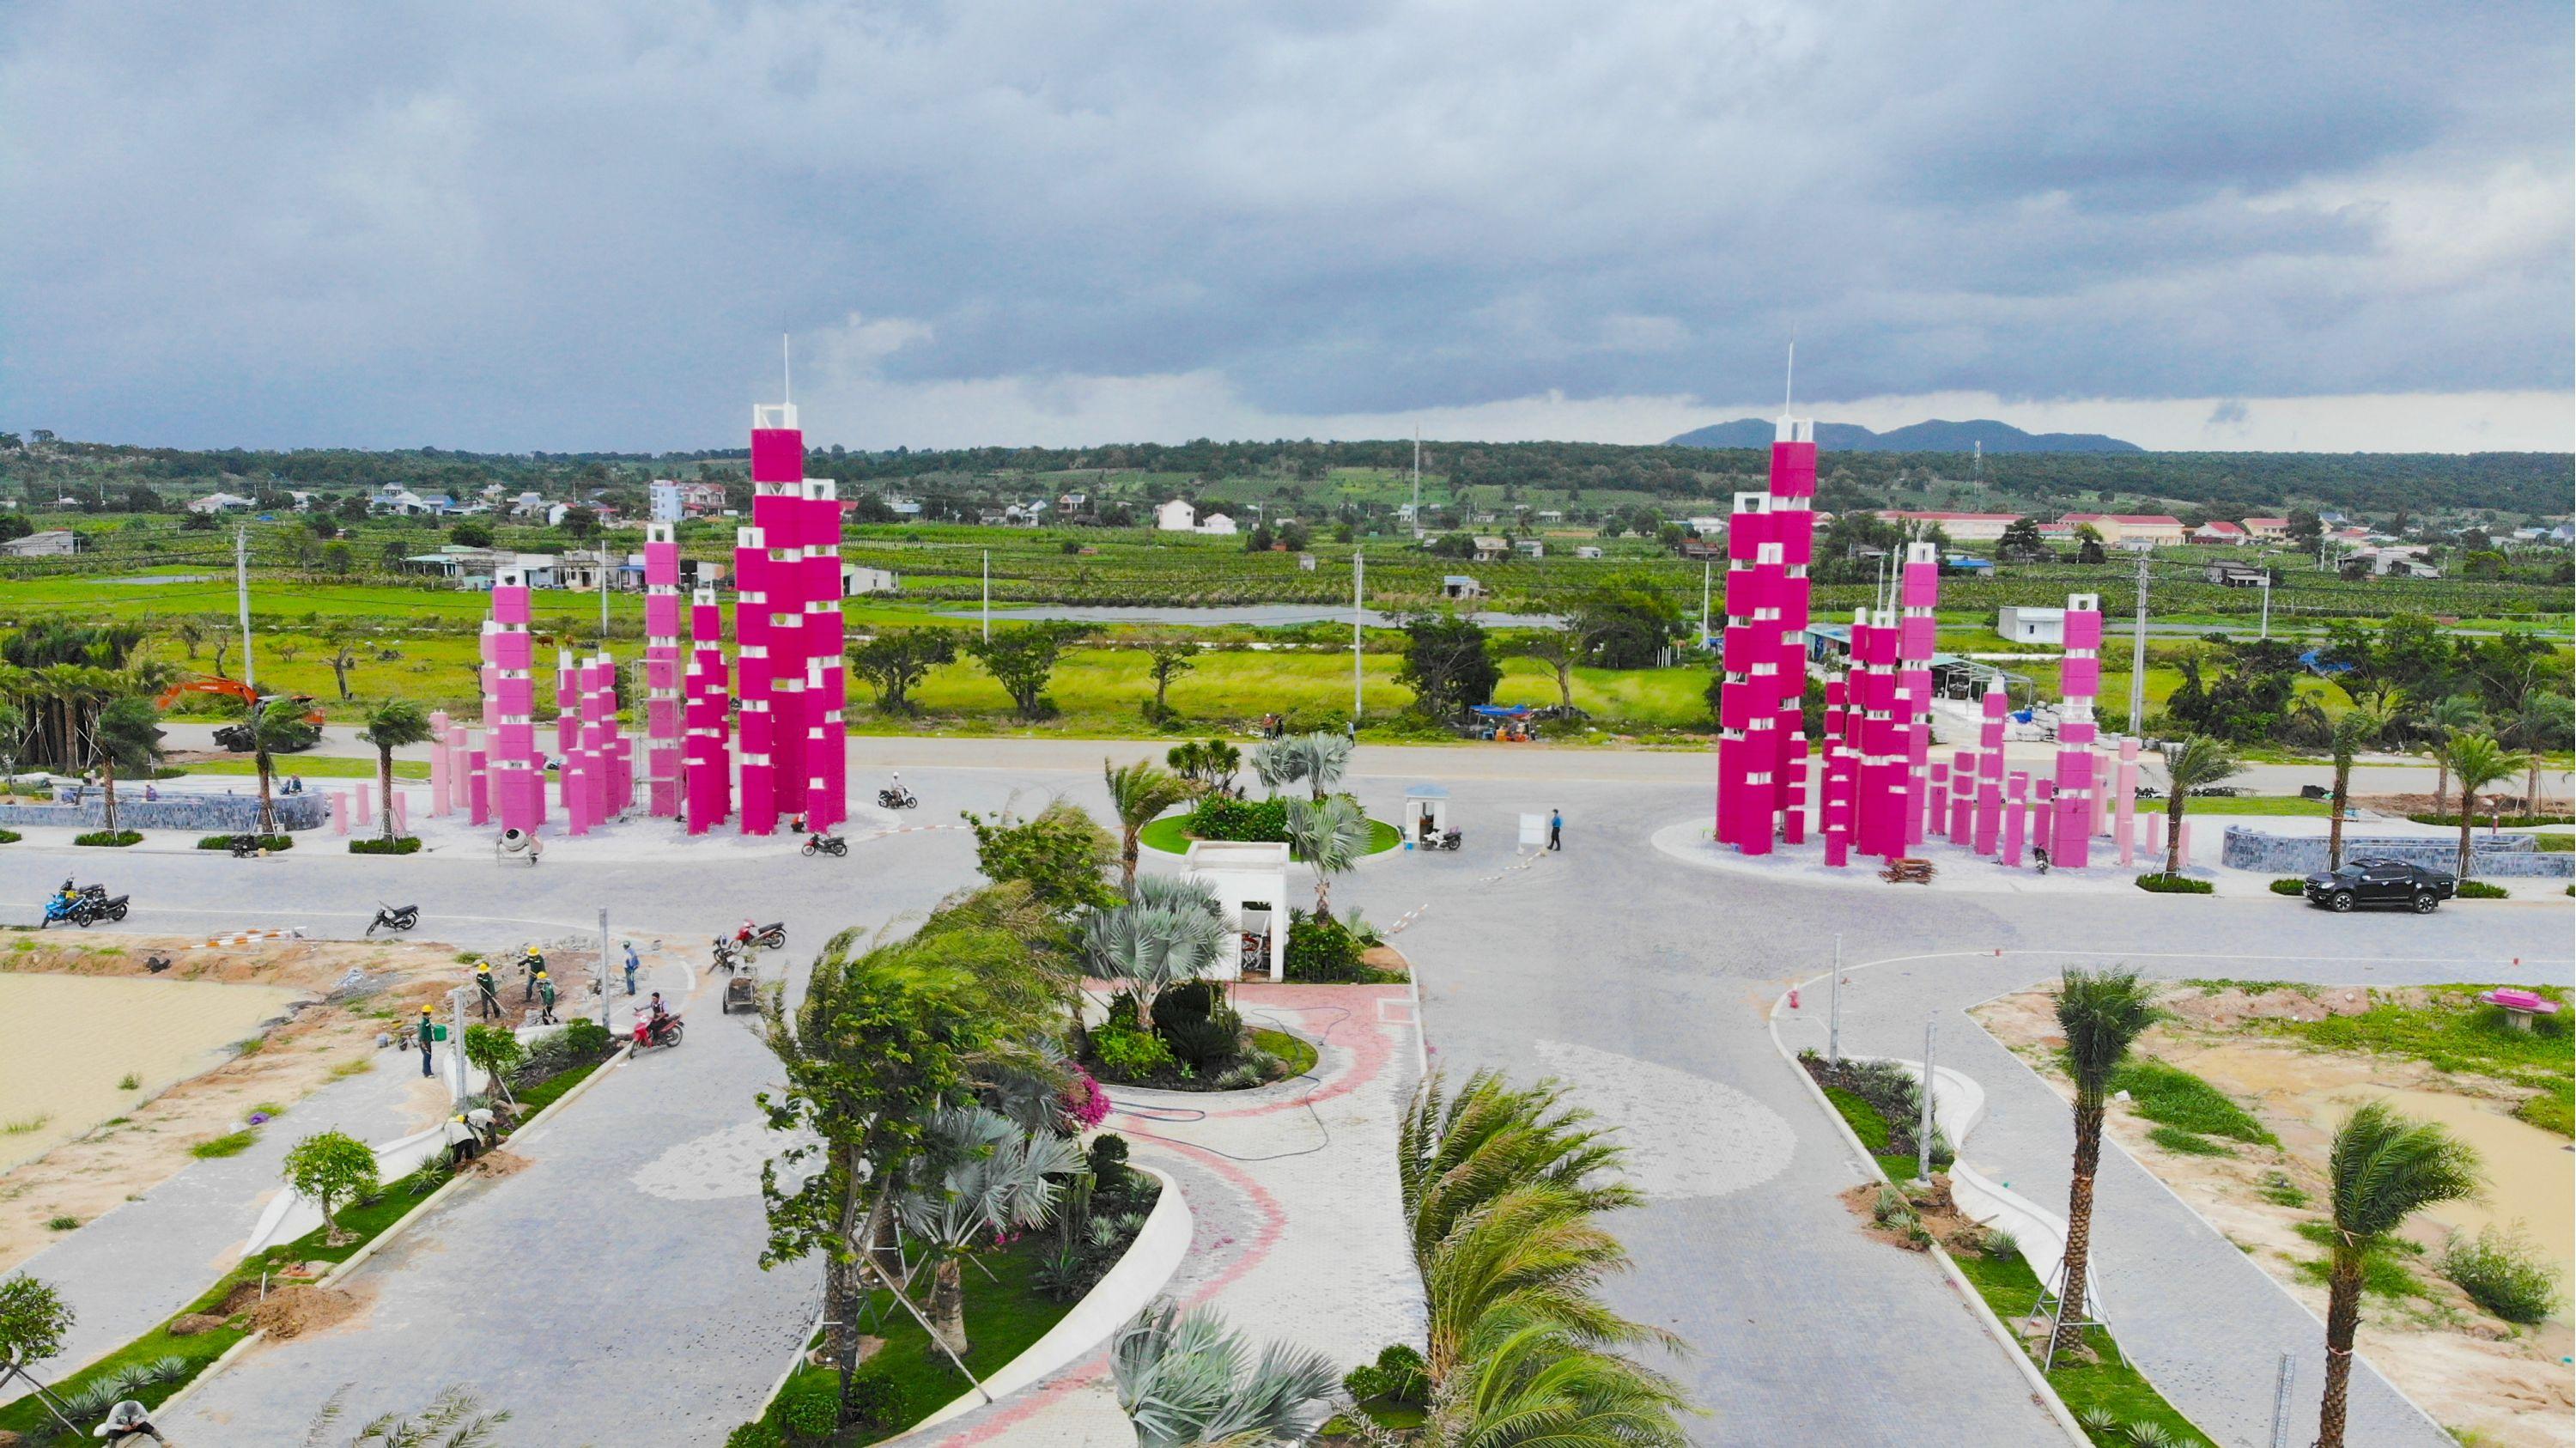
723,973,761,1014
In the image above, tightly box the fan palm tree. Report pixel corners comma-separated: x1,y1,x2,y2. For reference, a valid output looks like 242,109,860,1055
2153,735,2242,879
1283,794,1370,921
2047,967,2161,1356
2314,1104,2482,1448
1250,732,1352,802
1111,1299,1341,1448
1104,757,1194,894
2303,699,2393,872
895,1105,1084,1356
1082,884,1228,1019
2437,731,2529,879
2415,694,2484,812
2503,692,2572,813
91,692,165,837
302,1384,510,1447
360,697,435,842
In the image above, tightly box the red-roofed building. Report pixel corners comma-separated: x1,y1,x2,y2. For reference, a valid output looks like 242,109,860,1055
1873,509,2021,542
2240,516,2291,540
2190,520,2249,545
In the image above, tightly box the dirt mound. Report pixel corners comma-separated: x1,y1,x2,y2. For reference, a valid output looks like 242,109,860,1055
167,1312,228,1337
465,1147,530,1179
246,1283,368,1341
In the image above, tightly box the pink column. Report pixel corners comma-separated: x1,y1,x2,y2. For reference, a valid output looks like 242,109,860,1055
1853,609,1906,859
353,782,373,828
1972,684,2007,855
758,484,806,829
1928,762,1950,838
447,725,470,811
2051,594,2103,869
2002,772,2028,867
390,791,407,836
805,478,849,832
557,646,589,835
427,709,450,818
1715,491,1776,854
1948,749,1975,842
1769,426,1815,849
684,587,732,835
2176,820,2191,871
1819,673,1851,865
2114,739,2141,866
332,793,349,835
2033,779,2057,860
1896,541,1939,848
467,740,490,826
643,526,683,816
490,571,541,836
582,653,613,826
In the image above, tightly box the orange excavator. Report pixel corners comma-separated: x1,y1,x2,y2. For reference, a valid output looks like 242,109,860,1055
156,676,327,724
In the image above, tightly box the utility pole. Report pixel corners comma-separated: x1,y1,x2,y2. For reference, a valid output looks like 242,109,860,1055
1917,1015,1938,1182
2257,569,2272,642
1410,426,1422,538
597,907,613,1033
2127,551,2149,736
234,526,258,691
981,550,990,642
1352,549,1364,721
1826,934,1843,1068
1700,561,1712,647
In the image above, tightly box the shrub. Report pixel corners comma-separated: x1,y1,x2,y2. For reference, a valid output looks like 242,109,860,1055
1161,1015,1239,1072
2269,878,2305,896
0,829,21,844
1979,1228,2020,1260
2456,879,2509,899
774,1371,841,1441
842,1372,907,1430
561,1017,612,1056
1283,913,1366,982
1091,1024,1174,1080
1088,1132,1131,1185
1187,794,1290,843
2134,873,2213,894
73,830,143,847
1212,1062,1266,1091
1149,980,1221,1032
191,1130,256,1159
349,836,422,855
726,1422,785,1448
197,833,294,851
2148,1125,2232,1156
2111,1059,2277,1145
2440,1226,2563,1324
44,1215,78,1232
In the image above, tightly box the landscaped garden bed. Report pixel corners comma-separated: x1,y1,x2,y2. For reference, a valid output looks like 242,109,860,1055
1138,797,1400,857
1084,979,1305,1092
1974,979,2573,1448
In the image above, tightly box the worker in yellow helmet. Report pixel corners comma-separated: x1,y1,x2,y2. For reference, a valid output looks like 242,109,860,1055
417,1004,436,1077
535,969,558,1025
474,959,501,1020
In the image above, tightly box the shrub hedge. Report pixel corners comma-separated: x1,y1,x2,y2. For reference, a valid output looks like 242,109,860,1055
1188,794,1291,842
2269,878,2306,895
73,830,143,847
2456,879,2509,899
197,833,295,851
349,837,423,855
2135,873,2213,894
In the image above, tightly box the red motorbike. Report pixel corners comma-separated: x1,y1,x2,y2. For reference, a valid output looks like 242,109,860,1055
632,1012,685,1051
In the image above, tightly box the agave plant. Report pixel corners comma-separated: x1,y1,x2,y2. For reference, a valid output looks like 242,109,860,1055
1111,1298,1340,1448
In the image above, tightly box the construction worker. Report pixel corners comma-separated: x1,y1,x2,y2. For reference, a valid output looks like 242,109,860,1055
417,1005,435,1077
474,960,501,1020
519,945,544,1003
535,969,558,1025
623,940,640,996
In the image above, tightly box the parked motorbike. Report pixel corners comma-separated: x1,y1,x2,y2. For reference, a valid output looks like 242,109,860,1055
711,936,744,975
1431,828,1463,851
747,922,787,952
2133,785,2164,800
631,1011,685,1051
44,892,128,928
877,787,918,810
800,833,848,858
366,902,422,937
227,834,264,858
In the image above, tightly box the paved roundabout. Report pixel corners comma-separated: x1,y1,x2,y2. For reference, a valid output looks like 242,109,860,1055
4,738,2567,1445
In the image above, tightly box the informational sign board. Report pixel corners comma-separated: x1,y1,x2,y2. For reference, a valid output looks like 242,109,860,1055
1518,812,1546,851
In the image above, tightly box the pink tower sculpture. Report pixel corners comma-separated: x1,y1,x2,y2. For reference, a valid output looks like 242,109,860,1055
1713,413,1819,855
489,568,541,836
2051,593,2104,868
1768,421,1816,843
427,709,451,817
802,478,849,832
683,586,732,835
1895,541,1940,847
1850,607,1906,859
643,525,683,817
556,645,590,835
736,403,805,835
1972,684,2007,855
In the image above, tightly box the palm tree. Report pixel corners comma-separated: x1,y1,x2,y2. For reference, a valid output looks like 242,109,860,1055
2047,967,2160,1357
1104,757,1193,894
1251,731,1352,802
91,693,166,837
1111,1299,1340,1448
301,1384,510,1447
2306,699,2392,872
2315,1104,2482,1448
2415,695,2484,811
1421,1315,1692,1448
895,1105,1083,1356
1081,882,1227,1020
2437,731,2529,879
1283,794,1370,920
2154,735,2242,879
360,697,434,842
2502,692,2572,813
247,700,313,837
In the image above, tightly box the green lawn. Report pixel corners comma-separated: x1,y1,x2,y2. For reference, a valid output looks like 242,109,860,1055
1138,810,1401,857
2106,1059,2279,1146
1251,1026,1318,1077
2175,796,2333,817
172,756,433,781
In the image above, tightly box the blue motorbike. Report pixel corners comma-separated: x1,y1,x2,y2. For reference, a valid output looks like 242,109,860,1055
40,886,125,929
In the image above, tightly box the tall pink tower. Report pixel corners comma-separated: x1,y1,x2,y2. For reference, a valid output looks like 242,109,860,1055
2051,592,2105,867
1714,368,1818,855
737,398,805,835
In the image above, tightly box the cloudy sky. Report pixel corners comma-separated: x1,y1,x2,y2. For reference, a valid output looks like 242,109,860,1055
2,1,2568,453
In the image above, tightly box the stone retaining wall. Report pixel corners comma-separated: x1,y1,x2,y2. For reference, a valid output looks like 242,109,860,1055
0,791,327,832
2221,825,2572,878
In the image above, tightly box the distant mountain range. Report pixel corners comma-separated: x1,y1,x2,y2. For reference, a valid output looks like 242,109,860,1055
1665,417,2142,453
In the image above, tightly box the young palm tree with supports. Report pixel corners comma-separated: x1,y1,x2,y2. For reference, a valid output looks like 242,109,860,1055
1252,731,1352,802
2437,731,2529,879
91,692,165,837
2047,967,2161,1357
1103,757,1192,895
2154,735,2241,879
2416,694,2484,812
360,697,434,842
248,700,312,837
1283,794,1369,922
1081,876,1226,1022
2314,1103,2482,1448
2305,698,2394,872
896,1104,1083,1356
1111,1299,1341,1448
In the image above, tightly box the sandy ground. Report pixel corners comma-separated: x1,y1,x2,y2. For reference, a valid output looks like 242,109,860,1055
0,934,498,1274
1976,984,2575,1448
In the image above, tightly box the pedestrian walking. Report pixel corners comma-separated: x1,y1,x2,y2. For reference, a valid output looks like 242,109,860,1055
416,1005,435,1077
535,970,558,1025
1547,807,1563,851
623,940,640,996
475,960,501,1020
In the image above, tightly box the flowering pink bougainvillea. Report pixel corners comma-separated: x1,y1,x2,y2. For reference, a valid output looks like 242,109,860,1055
1063,1065,1112,1130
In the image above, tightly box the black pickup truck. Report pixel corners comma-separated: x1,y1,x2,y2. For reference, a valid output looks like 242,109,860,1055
2301,858,2458,913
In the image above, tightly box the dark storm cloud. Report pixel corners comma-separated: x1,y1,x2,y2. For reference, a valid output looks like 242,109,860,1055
0,0,2566,449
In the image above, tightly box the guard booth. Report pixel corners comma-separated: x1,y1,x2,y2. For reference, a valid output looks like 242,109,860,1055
1182,840,1291,982
1402,784,1451,846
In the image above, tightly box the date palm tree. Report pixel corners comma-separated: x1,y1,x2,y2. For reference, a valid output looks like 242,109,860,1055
2153,735,2241,879
1422,1315,1692,1448
895,1105,1083,1357
2047,967,2161,1357
2437,731,2528,879
2314,1103,2482,1448
1111,1299,1340,1448
1104,757,1193,894
2415,694,2484,812
2304,699,2393,872
2503,692,2572,813
91,692,166,837
360,697,435,842
248,698,313,837
1283,794,1369,921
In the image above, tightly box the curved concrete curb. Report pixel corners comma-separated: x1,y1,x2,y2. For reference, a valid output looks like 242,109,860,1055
1766,995,2091,1447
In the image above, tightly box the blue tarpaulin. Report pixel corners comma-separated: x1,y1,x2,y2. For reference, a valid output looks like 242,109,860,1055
1469,704,1533,717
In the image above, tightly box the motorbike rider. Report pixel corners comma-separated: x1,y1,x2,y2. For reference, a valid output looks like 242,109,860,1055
642,990,672,1042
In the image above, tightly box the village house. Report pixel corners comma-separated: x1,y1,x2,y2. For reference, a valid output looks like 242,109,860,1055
1,529,81,557
1875,510,2019,542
